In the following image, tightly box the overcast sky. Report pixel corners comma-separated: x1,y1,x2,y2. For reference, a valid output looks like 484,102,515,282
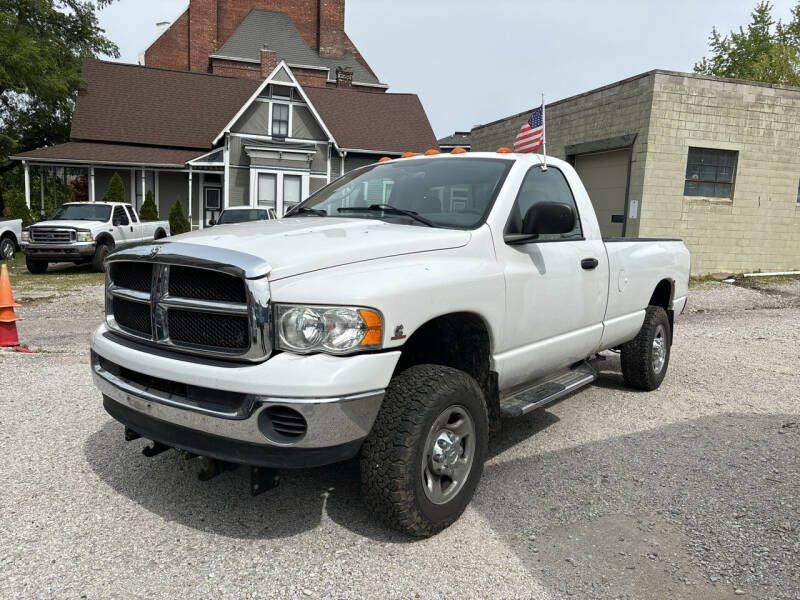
98,0,799,139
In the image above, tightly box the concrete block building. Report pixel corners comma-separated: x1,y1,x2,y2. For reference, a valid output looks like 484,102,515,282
472,70,800,274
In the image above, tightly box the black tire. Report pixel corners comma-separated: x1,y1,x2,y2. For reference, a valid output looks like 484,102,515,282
154,228,166,240
360,364,489,537
620,305,671,391
92,243,111,273
25,256,48,274
1,235,16,259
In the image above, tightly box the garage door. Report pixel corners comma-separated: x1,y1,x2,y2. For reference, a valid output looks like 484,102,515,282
574,149,629,238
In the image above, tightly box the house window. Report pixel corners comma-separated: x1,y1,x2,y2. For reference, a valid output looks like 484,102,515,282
684,147,737,199
283,174,302,215
257,173,277,209
272,104,289,137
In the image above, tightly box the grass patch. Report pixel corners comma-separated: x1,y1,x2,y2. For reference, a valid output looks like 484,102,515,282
4,254,104,291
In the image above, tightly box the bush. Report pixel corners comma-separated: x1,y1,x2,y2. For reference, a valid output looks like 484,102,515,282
139,190,159,220
168,196,190,235
101,171,125,203
2,190,34,227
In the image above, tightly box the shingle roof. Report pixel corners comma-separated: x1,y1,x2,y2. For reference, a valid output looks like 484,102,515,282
11,142,204,166
305,87,438,153
211,9,383,87
437,131,471,148
70,59,260,150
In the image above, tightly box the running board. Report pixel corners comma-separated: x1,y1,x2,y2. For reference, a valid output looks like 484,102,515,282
499,361,597,417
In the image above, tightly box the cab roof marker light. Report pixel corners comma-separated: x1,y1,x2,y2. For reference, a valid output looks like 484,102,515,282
424,149,440,156
378,157,392,163
450,147,467,154
496,147,512,154
401,152,416,158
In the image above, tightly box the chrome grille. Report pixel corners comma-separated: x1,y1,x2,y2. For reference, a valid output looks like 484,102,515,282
105,259,271,362
31,228,74,243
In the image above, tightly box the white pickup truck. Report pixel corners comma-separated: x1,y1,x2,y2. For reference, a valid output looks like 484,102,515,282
21,202,169,273
90,153,690,536
0,218,22,259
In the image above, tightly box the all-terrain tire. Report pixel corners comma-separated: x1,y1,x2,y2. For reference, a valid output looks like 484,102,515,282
92,243,111,273
1,235,16,259
360,364,489,537
620,305,671,391
25,256,48,274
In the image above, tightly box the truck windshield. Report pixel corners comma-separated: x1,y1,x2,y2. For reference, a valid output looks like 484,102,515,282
48,204,112,222
286,157,513,229
217,209,270,224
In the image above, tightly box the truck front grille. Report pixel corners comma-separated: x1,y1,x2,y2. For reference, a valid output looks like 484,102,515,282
106,259,269,361
31,228,74,243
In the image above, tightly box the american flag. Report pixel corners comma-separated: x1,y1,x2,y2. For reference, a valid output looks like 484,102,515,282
513,105,544,153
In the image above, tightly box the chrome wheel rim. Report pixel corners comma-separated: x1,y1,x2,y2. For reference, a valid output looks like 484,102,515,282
652,324,667,374
421,405,475,505
0,239,13,259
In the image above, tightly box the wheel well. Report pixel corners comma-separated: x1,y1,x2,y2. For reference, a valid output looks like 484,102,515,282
395,312,500,428
95,234,114,249
649,279,673,309
154,228,166,240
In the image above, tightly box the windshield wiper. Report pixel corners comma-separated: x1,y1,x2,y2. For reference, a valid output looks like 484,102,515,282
338,204,435,227
286,206,327,217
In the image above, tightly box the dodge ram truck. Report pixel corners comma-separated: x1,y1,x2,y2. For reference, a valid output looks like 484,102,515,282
21,202,169,273
90,152,690,537
0,218,22,259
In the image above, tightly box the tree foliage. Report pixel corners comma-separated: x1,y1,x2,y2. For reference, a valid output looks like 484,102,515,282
139,190,159,220
0,1,119,166
101,171,125,203
2,189,33,226
168,196,190,235
695,1,800,86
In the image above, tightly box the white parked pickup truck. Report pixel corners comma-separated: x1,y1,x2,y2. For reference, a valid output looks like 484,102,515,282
0,217,22,259
90,153,689,536
21,202,169,273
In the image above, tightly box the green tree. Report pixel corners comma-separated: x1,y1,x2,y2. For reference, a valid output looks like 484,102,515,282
2,189,33,226
695,1,800,86
101,171,125,203
168,196,190,235
139,190,158,220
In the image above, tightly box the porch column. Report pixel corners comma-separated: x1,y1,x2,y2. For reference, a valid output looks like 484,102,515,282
198,172,205,230
140,168,146,212
89,165,96,202
130,169,136,206
40,167,45,218
339,150,346,177
188,167,193,229
23,162,31,209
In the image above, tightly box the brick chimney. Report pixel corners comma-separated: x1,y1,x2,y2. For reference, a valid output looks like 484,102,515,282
189,0,218,72
335,66,353,88
319,0,345,58
260,47,277,78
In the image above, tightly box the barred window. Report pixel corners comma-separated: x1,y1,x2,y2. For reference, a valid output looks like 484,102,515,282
684,147,737,199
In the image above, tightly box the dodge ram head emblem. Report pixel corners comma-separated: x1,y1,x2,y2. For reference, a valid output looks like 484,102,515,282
148,247,160,259
391,325,406,340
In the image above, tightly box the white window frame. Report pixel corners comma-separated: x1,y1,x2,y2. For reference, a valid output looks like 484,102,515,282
249,168,310,215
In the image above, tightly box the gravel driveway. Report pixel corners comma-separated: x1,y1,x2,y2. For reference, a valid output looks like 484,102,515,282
1,269,798,600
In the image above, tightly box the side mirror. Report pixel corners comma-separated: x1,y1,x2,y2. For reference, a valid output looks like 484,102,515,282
522,202,575,235
207,219,216,227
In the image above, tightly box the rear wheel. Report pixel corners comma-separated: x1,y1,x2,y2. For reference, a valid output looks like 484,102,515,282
91,243,111,273
1,236,15,259
620,305,671,391
360,364,488,537
25,256,48,274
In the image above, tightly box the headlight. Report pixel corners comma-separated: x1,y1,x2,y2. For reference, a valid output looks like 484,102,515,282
76,230,94,242
21,230,30,241
275,304,383,354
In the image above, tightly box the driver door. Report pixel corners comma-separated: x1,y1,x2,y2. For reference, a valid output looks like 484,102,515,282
111,205,131,246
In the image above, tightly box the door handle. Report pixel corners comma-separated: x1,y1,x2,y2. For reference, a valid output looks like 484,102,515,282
581,258,599,270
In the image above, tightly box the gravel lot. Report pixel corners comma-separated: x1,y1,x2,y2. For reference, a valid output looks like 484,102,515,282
1,264,798,600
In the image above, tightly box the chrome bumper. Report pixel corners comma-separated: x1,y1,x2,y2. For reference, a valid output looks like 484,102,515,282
22,241,96,258
91,352,384,451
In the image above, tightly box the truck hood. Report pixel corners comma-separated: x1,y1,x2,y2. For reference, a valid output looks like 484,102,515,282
167,217,472,280
30,220,100,230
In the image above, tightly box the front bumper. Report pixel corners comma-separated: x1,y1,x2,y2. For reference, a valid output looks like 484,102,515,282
90,324,401,468
22,241,96,260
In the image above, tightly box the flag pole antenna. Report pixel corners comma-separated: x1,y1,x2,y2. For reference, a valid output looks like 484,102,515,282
541,93,547,171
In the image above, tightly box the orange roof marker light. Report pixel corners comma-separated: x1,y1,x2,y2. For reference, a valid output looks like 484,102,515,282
496,147,513,154
424,149,441,156
450,147,467,154
401,152,416,158
378,157,392,162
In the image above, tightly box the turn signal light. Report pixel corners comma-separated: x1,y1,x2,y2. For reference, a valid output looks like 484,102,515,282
359,309,382,346
450,147,467,154
378,157,391,162
424,149,440,156
496,147,512,154
401,152,416,158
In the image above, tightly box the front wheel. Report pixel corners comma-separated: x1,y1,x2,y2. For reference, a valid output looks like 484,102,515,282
360,364,489,537
1,236,16,259
91,243,111,273
620,305,672,391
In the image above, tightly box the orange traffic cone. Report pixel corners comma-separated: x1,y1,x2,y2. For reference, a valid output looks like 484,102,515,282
0,263,23,347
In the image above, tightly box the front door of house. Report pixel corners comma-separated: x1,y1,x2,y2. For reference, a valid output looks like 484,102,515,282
204,187,222,226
